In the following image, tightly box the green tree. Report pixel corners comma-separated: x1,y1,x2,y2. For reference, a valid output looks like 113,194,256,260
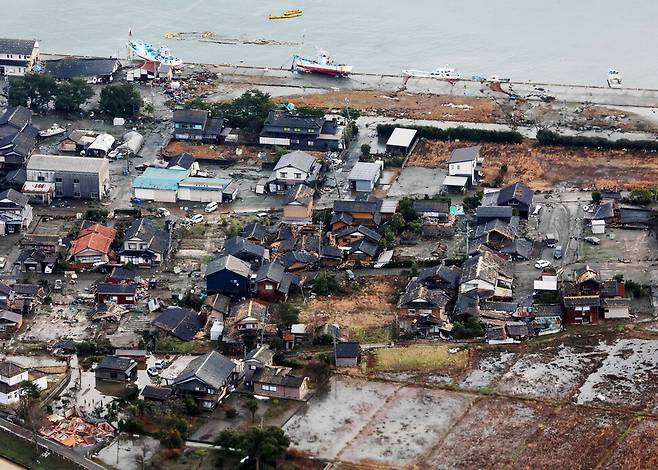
277,303,300,327
629,188,653,205
244,399,258,423
54,78,94,113
295,105,325,118
19,381,43,454
8,73,58,111
591,191,602,204
220,89,275,131
99,82,143,117
313,272,343,296
183,97,211,110
360,143,371,157
398,197,418,223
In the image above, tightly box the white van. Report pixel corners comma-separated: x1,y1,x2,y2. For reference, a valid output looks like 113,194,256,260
205,202,219,213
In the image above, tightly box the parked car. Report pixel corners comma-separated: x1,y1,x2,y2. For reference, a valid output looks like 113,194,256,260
584,236,601,245
0,257,5,269
553,245,563,259
147,367,160,377
544,234,557,247
190,214,204,224
157,207,171,217
155,359,168,370
205,201,218,213
535,259,552,269
54,279,63,292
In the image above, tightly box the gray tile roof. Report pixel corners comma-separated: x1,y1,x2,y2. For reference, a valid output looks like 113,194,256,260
44,57,118,79
476,206,513,219
167,153,196,170
0,38,36,56
173,109,209,125
274,151,319,173
124,218,170,255
173,351,235,389
448,146,481,163
206,254,252,278
335,341,360,359
0,188,29,207
98,355,134,371
496,182,534,208
27,154,109,174
334,225,382,243
222,236,267,260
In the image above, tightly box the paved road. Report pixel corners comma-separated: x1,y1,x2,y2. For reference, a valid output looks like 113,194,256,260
0,418,106,470
209,64,658,109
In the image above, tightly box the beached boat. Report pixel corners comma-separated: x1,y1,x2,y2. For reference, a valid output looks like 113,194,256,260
128,39,183,67
39,124,66,138
402,66,461,80
269,9,303,20
292,51,352,77
607,69,622,88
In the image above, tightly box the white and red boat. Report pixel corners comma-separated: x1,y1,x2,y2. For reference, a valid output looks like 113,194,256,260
292,51,352,77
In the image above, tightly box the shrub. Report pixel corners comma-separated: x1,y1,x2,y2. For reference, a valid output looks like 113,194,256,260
452,317,485,339
376,124,523,144
313,272,344,296
313,334,334,346
536,129,658,151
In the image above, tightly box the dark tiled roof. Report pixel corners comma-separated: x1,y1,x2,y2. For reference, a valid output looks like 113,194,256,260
263,111,324,131
497,182,534,207
416,265,460,289
335,341,360,358
448,146,480,163
334,225,382,243
413,200,450,214
531,304,563,317
273,151,319,174
246,345,275,364
167,153,196,170
123,218,170,255
173,351,235,389
563,296,600,308
0,361,24,377
44,57,118,79
280,251,319,269
283,183,314,205
255,262,285,283
349,239,379,257
0,188,29,207
398,281,449,309
107,267,137,281
333,199,382,214
141,385,172,401
173,109,209,125
97,355,134,372
222,236,267,259
0,38,36,56
592,202,614,220
500,239,533,260
252,367,305,388
241,222,267,242
619,206,651,225
320,245,343,259
476,206,513,219
153,307,203,341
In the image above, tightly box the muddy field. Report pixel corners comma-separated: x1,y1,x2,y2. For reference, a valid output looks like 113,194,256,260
287,376,654,470
301,277,404,342
408,139,658,191
275,90,500,123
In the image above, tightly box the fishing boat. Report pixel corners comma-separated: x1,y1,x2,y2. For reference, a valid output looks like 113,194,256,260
128,39,183,67
402,66,461,80
269,9,303,20
39,123,66,138
607,69,622,88
292,51,352,77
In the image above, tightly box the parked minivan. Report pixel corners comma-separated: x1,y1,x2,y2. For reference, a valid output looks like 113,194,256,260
205,201,218,213
553,245,563,259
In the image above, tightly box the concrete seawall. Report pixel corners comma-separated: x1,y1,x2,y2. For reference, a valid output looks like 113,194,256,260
208,64,658,108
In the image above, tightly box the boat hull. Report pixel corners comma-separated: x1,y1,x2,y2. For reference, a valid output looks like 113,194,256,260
128,40,182,67
294,59,352,77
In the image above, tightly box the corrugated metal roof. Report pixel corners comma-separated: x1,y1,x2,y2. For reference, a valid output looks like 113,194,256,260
442,175,469,187
133,167,187,190
27,154,109,173
348,161,382,182
386,128,417,147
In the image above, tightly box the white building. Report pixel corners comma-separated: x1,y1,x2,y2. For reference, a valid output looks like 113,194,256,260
447,146,482,184
0,361,47,405
0,38,39,77
348,161,383,193
385,127,417,155
267,151,320,193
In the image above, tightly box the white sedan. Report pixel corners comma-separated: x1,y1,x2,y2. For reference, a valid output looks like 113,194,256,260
534,259,552,269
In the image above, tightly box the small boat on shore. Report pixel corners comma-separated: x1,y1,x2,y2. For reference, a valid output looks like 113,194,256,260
402,66,461,80
39,123,66,138
269,9,303,20
292,51,352,77
607,69,622,88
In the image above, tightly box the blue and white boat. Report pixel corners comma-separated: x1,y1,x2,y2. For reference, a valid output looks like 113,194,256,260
128,39,182,67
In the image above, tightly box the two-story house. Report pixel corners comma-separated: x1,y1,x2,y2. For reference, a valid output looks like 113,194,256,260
482,182,535,219
170,351,241,410
282,184,315,223
119,218,171,267
0,38,39,77
0,189,32,235
0,361,47,405
254,262,299,302
172,109,224,143
267,151,321,193
447,146,483,187
260,111,341,151
205,254,252,298
0,106,38,173
330,199,383,231
69,223,116,267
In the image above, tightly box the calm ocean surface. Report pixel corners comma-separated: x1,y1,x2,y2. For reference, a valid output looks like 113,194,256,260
4,0,658,88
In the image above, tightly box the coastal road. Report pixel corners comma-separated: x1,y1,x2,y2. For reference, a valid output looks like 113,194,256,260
209,64,658,109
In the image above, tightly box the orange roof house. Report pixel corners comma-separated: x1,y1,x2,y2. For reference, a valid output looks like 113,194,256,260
69,223,117,266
